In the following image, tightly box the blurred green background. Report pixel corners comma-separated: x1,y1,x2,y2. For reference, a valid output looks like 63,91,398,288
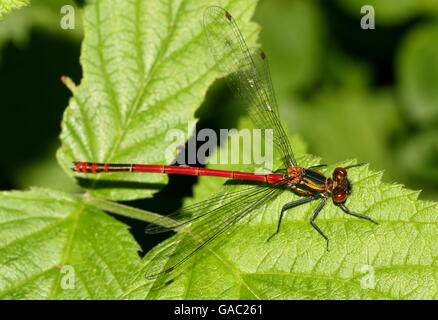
1,0,437,205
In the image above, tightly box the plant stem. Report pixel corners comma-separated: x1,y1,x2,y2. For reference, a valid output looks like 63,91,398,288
79,193,177,228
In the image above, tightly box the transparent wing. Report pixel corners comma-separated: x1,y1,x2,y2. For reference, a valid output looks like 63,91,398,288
144,181,287,279
203,6,296,168
251,48,279,115
145,183,263,234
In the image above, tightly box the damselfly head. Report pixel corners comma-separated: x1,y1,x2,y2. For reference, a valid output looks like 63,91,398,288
333,167,347,181
332,163,367,202
331,167,352,203
333,187,347,203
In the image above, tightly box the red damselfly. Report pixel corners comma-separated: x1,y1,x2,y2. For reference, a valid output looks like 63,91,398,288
73,6,378,279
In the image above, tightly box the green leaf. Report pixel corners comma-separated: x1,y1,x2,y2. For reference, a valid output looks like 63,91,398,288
0,188,142,299
124,128,437,300
4,0,432,301
57,0,260,200
397,21,438,127
0,0,29,19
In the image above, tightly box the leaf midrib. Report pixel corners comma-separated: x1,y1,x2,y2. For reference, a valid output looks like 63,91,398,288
96,1,183,170
47,202,84,299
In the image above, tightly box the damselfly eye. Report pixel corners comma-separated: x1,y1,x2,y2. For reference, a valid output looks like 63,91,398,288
333,167,347,180
333,188,347,203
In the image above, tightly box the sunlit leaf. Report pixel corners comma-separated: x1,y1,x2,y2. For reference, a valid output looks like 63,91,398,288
57,0,259,200
0,188,141,299
125,132,437,300
0,0,29,19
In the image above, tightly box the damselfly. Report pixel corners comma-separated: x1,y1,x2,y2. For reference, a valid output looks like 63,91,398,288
73,6,378,279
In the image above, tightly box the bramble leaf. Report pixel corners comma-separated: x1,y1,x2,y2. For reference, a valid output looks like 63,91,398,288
3,0,436,301
0,188,141,299
0,0,29,19
57,0,260,200
125,147,438,299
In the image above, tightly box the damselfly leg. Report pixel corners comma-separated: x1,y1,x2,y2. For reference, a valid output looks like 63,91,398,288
267,196,315,242
338,203,379,225
310,197,330,251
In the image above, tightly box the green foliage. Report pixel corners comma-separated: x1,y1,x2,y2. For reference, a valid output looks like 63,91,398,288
254,0,325,96
0,0,82,56
125,147,437,299
0,0,29,19
398,22,438,127
57,0,259,201
0,0,437,300
0,188,141,299
253,0,438,199
289,86,403,181
396,22,438,190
